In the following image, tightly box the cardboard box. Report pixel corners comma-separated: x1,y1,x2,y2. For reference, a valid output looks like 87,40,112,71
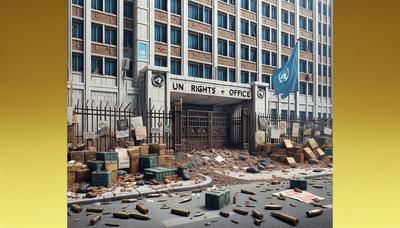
70,151,85,163
303,147,317,160
313,148,326,158
293,152,304,163
286,157,297,168
127,146,140,157
139,144,149,156
105,161,118,171
129,156,139,174
283,139,294,149
111,170,117,183
157,155,167,166
76,168,90,182
67,170,76,185
306,138,319,150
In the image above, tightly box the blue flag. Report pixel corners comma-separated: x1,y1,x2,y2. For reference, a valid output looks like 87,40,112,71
272,42,299,99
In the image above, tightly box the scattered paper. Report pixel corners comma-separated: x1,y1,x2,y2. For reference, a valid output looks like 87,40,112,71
130,117,143,129
324,127,332,135
271,126,280,139
273,189,324,204
215,155,225,163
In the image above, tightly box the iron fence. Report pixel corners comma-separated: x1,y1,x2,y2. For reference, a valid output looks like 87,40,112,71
70,100,173,151
257,113,333,144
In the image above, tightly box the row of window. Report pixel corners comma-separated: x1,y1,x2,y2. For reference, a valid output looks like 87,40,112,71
155,23,182,46
217,39,235,58
299,16,313,32
72,53,119,76
240,19,257,38
217,12,235,32
318,43,332,58
188,31,212,52
91,23,117,45
270,109,332,120
281,32,296,48
261,26,277,43
318,23,332,37
188,2,212,24
241,0,257,13
240,45,257,62
92,0,117,15
318,1,332,17
299,38,313,53
281,10,295,26
318,64,333,77
155,0,181,15
300,60,314,74
217,68,236,82
299,0,314,11
261,2,277,20
317,84,332,97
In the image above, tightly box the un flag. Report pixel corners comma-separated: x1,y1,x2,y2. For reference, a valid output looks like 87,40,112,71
272,42,299,99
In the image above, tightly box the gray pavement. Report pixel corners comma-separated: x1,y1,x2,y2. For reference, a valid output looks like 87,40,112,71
68,176,332,228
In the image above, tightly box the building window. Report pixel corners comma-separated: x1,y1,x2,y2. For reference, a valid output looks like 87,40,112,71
155,0,167,11
188,2,211,24
271,5,277,19
308,83,313,95
300,16,307,30
262,51,270,65
282,54,289,65
218,12,228,29
250,22,257,38
126,61,133,77
188,62,201,78
250,72,257,82
328,86,332,97
323,44,327,57
281,10,289,24
318,1,321,14
323,3,327,16
229,70,235,82
308,0,313,11
170,58,181,75
308,19,313,32
91,23,103,43
250,0,257,12
241,45,249,60
240,71,249,83
300,0,307,8
262,2,270,17
271,52,277,66
299,38,307,51
328,66,332,77
155,55,167,67
323,23,327,36
323,65,327,76
262,74,270,85
281,32,289,47
155,23,167,42
300,60,307,73
281,110,287,118
217,67,228,81
228,42,235,58
124,1,133,18
91,56,103,74
72,0,83,6
105,58,117,76
250,48,257,62
218,39,228,56
123,30,133,48
290,34,295,48
318,84,322,96
271,109,277,117
289,12,295,26
229,15,235,31
72,20,83,39
92,0,103,11
188,32,200,50
72,53,83,72
203,36,212,53
170,27,181,45
240,19,249,35
308,112,313,119
105,27,117,45
241,0,249,10
204,65,212,79
323,85,327,97
171,0,181,15
308,62,313,74
271,29,277,43
262,26,270,41
307,40,313,53
300,82,307,94
105,0,117,14
221,0,235,5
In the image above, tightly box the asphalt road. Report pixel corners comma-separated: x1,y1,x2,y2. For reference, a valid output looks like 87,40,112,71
68,176,332,228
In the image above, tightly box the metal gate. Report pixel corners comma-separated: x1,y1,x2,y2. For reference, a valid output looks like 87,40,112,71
181,110,230,151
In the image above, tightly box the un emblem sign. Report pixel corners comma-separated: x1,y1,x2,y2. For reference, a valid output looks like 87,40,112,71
278,68,290,83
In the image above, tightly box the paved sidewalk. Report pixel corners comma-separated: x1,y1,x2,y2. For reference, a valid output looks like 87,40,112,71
67,175,212,206
222,167,333,181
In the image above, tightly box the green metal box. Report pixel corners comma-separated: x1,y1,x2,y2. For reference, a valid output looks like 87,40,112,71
139,154,157,172
323,147,333,155
87,160,105,172
205,188,231,210
96,152,118,161
91,171,112,187
144,167,177,181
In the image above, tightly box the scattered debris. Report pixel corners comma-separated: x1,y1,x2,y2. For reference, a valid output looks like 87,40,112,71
306,209,323,218
89,215,101,225
265,204,283,210
220,211,230,217
270,211,299,226
171,208,190,217
233,208,249,215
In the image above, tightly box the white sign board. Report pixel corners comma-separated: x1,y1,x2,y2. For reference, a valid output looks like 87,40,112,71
279,121,287,135
292,123,299,137
255,131,266,145
130,117,143,129
324,127,332,135
116,130,129,138
83,131,96,140
271,126,280,139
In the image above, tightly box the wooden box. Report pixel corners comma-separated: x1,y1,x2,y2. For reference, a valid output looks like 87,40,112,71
313,148,326,158
76,168,90,182
139,144,149,156
84,150,97,164
303,147,317,160
129,156,139,174
105,161,118,171
111,170,117,183
70,151,85,163
283,139,294,149
286,157,297,168
306,138,319,150
127,146,140,157
67,170,76,185
293,152,304,163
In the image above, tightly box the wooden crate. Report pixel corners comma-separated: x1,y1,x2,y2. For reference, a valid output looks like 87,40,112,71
306,138,319,150
111,170,117,183
127,146,140,157
302,147,317,160
84,150,97,164
76,168,90,183
139,144,149,156
313,148,326,158
70,151,85,163
87,160,105,172
67,170,76,185
105,161,118,171
293,152,304,163
129,156,139,174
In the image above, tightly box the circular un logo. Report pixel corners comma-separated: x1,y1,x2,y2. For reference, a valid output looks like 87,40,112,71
152,74,165,88
278,68,290,83
257,88,265,99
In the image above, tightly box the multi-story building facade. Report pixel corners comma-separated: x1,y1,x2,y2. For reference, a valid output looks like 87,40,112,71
68,0,333,120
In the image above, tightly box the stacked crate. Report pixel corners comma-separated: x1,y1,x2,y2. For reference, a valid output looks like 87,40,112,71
96,152,118,183
91,171,112,187
139,154,157,172
205,188,231,210
127,146,140,174
87,160,105,172
70,151,85,163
